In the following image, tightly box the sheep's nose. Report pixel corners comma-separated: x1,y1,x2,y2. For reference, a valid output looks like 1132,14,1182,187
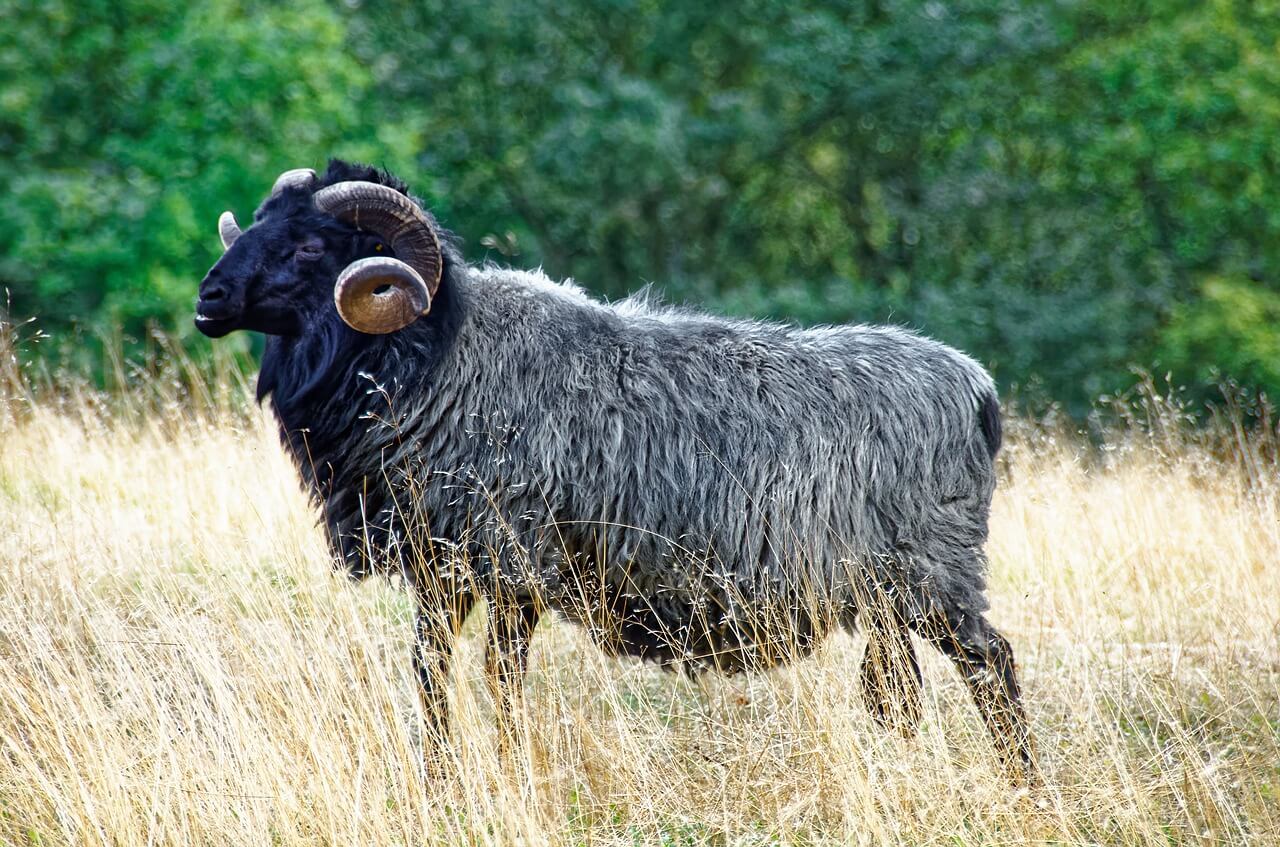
199,274,228,303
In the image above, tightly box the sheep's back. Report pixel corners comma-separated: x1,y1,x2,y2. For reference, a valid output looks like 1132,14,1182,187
444,278,996,620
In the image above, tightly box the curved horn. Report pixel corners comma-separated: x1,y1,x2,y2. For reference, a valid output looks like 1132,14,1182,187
312,181,442,334
218,210,241,250
272,168,316,196
332,257,431,335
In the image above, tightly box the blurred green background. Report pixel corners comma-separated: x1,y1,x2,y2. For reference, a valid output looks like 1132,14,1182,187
2,0,1278,414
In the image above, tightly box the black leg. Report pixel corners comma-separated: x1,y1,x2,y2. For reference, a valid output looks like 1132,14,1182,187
413,590,475,748
912,608,1036,781
484,595,541,755
860,614,924,738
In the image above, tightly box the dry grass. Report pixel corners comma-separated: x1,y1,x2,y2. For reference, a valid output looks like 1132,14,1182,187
0,348,1277,844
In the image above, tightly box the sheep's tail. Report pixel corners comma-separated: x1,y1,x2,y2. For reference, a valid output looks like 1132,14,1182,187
978,390,1002,460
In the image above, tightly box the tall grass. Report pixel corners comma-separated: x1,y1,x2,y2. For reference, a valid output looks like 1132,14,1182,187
0,328,1277,845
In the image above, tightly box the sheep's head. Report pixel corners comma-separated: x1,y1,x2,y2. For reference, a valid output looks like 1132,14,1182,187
196,163,443,338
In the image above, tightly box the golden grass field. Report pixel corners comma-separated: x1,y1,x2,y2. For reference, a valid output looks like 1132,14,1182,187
1,342,1278,845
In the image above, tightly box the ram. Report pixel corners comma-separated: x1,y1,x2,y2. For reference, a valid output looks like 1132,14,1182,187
196,160,1033,778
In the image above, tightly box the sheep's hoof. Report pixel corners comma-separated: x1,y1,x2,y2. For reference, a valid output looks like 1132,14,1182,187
862,687,924,738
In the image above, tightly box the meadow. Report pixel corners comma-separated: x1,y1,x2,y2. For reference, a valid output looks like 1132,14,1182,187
1,340,1277,845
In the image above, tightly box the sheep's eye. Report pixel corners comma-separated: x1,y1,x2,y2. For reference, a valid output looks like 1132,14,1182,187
296,243,324,260
374,243,384,252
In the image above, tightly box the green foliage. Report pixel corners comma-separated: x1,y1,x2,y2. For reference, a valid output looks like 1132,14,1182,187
2,0,1278,412
0,0,417,369
1157,276,1280,400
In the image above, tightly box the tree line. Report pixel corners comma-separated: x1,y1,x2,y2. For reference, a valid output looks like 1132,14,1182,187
2,0,1277,414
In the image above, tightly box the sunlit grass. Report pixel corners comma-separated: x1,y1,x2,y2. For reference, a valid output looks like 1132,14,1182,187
0,336,1277,844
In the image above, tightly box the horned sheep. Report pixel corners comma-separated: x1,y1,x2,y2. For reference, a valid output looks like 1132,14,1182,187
195,160,1034,778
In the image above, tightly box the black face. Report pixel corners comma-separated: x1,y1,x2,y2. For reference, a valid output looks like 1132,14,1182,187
195,203,385,339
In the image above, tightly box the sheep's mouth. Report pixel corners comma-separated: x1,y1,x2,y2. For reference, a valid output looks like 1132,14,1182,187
193,311,240,338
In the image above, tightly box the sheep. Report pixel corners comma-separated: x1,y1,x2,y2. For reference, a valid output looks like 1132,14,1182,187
196,159,1034,778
